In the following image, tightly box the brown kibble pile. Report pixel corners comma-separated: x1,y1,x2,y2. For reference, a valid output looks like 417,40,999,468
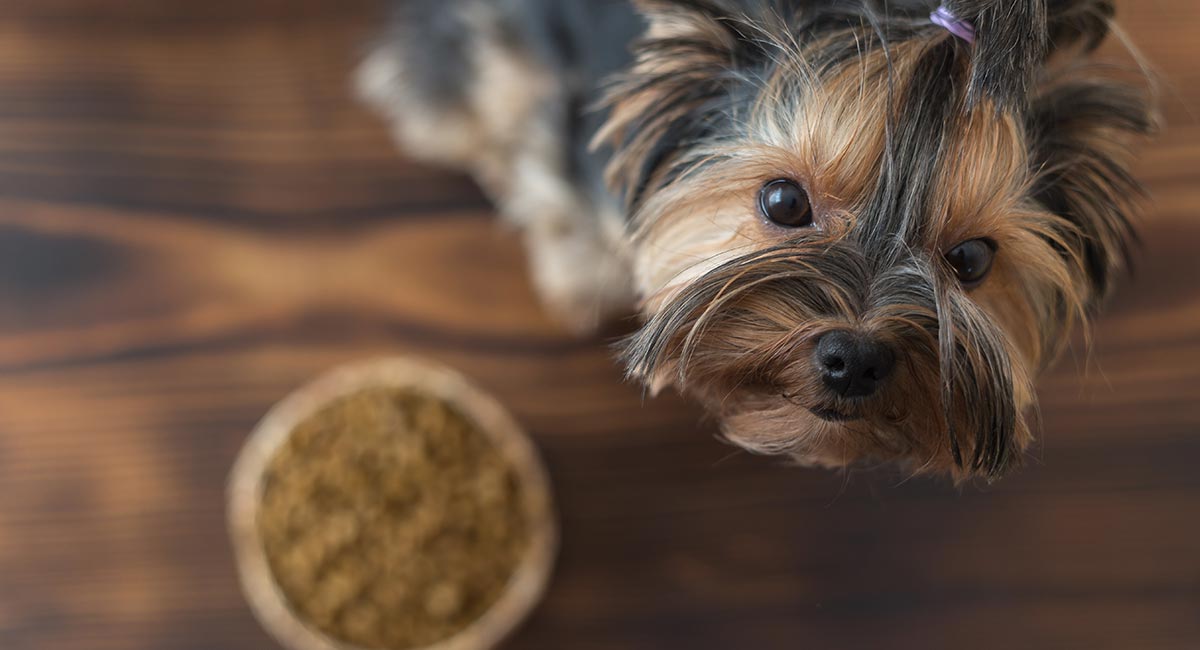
258,389,531,649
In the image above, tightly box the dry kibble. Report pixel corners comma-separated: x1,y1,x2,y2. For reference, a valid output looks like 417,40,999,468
257,389,531,650
424,582,464,620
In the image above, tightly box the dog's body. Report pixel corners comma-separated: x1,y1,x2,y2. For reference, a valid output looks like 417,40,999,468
358,0,646,333
359,0,1155,481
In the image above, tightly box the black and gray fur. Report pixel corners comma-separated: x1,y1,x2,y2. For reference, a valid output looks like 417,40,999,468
359,0,1155,479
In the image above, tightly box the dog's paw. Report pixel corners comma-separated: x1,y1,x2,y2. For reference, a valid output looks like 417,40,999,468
525,225,635,337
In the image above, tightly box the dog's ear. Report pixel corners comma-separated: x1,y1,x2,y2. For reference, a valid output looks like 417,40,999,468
1045,0,1116,51
1027,73,1157,305
629,0,788,55
631,0,753,40
598,0,775,209
1026,0,1156,305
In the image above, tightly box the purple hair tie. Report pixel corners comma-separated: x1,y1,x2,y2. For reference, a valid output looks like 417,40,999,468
930,5,976,44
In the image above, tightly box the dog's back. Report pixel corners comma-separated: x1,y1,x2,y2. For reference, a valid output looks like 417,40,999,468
358,0,643,199
356,0,647,332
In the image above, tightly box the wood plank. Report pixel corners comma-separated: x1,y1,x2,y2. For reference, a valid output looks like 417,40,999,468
1,1,1198,649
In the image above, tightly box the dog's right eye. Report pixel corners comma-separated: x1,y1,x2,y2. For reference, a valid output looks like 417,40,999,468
759,179,813,228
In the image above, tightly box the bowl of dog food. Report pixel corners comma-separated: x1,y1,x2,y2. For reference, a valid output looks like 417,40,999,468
228,358,557,650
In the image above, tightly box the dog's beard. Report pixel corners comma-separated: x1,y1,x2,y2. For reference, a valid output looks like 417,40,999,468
624,236,1035,480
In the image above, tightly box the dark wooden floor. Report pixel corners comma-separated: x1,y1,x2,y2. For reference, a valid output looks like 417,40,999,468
1,1,1198,649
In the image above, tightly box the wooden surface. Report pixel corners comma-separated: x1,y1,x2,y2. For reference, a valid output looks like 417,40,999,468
1,1,1198,649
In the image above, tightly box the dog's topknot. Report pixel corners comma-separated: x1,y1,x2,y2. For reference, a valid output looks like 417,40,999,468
942,0,1048,108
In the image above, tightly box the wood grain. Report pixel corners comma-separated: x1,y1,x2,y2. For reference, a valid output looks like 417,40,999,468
1,1,1198,649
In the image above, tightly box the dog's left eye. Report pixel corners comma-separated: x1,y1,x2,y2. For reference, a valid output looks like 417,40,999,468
759,179,813,227
945,239,997,287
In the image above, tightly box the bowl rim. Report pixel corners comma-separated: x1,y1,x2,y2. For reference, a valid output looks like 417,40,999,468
227,357,558,650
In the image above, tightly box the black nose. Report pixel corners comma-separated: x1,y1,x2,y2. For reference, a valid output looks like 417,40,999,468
815,330,895,399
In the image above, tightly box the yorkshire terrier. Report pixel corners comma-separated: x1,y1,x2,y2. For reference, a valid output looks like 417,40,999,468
357,0,1156,481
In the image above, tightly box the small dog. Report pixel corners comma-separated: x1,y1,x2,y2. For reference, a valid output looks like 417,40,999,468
358,0,1155,481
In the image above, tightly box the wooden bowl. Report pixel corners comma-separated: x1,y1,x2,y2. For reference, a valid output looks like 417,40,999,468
227,358,557,650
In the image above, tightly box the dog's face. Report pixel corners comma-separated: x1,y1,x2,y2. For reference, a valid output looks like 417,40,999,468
601,0,1155,480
